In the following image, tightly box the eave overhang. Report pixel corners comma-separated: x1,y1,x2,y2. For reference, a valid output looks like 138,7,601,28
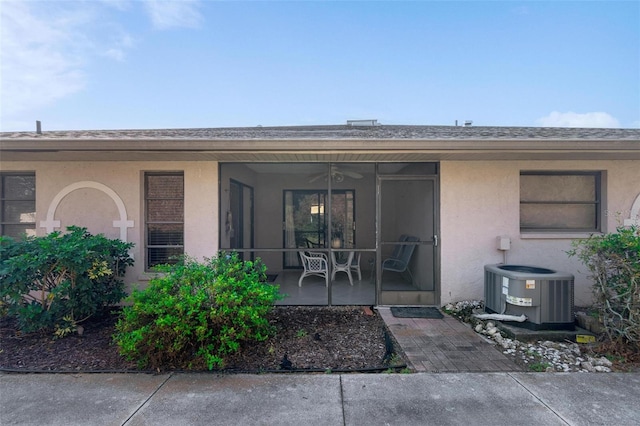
1,138,639,162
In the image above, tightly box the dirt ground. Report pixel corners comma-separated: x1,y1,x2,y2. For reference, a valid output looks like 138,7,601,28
0,306,403,373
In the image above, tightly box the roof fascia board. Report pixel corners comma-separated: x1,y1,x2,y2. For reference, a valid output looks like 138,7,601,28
1,138,639,152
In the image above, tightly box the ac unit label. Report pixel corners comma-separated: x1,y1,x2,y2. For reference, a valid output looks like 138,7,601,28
506,295,533,306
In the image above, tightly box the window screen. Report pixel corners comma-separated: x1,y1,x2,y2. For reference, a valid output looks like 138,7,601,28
145,172,184,268
520,171,601,232
1,173,36,239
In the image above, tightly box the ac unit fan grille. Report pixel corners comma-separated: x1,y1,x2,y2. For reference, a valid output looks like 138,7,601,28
544,279,574,323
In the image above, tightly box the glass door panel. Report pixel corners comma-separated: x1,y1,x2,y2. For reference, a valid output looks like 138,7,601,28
229,179,254,261
329,191,354,249
283,190,356,267
284,191,327,268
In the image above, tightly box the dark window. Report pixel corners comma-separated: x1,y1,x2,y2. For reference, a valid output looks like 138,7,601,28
145,172,184,268
283,189,355,268
520,171,601,232
1,173,36,239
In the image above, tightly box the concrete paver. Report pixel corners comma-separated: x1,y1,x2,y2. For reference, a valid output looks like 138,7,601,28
4,372,639,425
376,307,522,373
0,373,170,426
341,373,566,425
128,373,343,426
510,372,640,426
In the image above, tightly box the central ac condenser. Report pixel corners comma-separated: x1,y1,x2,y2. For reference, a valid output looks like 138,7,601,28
484,264,574,330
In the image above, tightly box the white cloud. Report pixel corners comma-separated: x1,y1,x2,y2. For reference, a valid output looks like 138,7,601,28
120,33,134,48
105,48,126,61
536,111,620,128
0,2,88,128
103,31,135,62
143,0,203,30
0,0,201,131
0,2,138,130
100,0,133,12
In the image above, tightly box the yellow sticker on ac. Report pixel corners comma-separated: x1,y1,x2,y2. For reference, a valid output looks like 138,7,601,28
526,280,536,289
576,335,596,343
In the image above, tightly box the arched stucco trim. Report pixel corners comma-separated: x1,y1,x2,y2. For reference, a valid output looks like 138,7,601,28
39,181,134,242
624,193,640,227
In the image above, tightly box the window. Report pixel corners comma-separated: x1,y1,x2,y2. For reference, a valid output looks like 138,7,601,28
145,172,184,268
1,173,36,239
520,171,601,232
283,189,355,268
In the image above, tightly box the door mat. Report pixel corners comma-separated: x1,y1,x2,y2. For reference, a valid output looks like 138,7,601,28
266,274,278,283
390,307,444,319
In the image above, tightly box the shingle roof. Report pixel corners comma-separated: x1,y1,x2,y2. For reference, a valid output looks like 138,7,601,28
2,124,640,140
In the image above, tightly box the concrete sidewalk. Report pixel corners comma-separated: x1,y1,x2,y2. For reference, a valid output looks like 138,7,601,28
2,372,639,425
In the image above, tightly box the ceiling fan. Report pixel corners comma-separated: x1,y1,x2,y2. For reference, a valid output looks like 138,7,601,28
308,164,364,183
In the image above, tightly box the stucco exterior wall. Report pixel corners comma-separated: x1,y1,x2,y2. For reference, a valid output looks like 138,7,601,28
440,160,640,307
3,158,638,306
1,161,218,293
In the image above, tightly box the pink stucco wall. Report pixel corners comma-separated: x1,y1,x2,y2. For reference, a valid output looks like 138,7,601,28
3,159,638,306
440,160,640,306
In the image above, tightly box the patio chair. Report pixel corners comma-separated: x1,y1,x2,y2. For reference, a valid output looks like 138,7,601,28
305,238,323,249
331,251,355,285
382,235,419,283
350,252,362,281
387,234,409,259
368,235,409,282
298,251,329,287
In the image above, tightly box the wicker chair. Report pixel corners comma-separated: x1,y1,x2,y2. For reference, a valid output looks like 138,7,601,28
298,251,329,287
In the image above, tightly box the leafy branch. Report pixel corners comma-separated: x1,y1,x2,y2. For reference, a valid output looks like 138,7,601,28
568,225,640,354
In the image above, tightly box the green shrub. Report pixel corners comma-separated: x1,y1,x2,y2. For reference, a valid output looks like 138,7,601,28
0,226,134,334
113,252,281,370
568,225,640,353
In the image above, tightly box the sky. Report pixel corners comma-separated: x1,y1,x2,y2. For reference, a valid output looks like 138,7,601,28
1,0,639,132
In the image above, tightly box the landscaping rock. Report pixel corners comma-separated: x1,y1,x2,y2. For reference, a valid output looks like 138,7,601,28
443,300,619,373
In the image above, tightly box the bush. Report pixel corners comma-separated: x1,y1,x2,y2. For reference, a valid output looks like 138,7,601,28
113,252,281,370
0,226,134,335
568,225,640,354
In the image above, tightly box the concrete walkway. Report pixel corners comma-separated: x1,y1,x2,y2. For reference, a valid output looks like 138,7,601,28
377,307,521,372
2,372,639,425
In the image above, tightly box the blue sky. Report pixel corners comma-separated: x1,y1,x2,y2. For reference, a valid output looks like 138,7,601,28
1,0,639,132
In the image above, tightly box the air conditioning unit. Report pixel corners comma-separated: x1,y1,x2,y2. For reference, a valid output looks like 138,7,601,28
484,264,575,331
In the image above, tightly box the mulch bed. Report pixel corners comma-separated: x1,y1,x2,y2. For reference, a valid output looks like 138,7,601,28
0,306,403,373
